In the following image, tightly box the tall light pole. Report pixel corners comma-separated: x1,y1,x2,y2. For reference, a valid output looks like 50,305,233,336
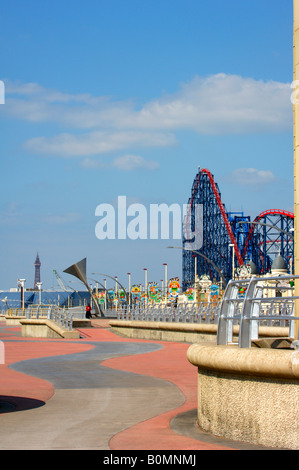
18,278,26,310
229,243,235,280
127,272,131,307
36,282,42,306
167,246,227,288
192,254,197,282
91,272,129,303
143,268,147,296
90,278,109,311
238,220,294,239
163,263,168,300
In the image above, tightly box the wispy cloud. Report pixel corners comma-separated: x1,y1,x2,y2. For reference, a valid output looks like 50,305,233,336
1,74,292,160
227,167,276,186
112,154,159,171
132,74,291,134
43,212,82,225
23,130,176,157
80,154,159,171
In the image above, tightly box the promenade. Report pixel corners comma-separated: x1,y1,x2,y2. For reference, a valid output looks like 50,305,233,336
0,319,271,452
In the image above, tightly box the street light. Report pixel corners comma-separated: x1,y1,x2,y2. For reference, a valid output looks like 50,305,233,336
89,278,109,311
192,254,198,282
143,268,148,295
91,273,129,303
167,246,227,287
162,263,168,300
18,278,26,310
103,279,107,309
36,282,42,306
229,243,235,280
160,279,164,296
238,220,294,240
127,272,131,307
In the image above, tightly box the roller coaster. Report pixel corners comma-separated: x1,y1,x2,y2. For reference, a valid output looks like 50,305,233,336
182,168,294,290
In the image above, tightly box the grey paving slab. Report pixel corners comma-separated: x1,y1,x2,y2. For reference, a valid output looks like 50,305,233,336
0,341,185,450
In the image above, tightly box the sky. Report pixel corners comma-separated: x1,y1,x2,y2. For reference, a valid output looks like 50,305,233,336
0,0,295,292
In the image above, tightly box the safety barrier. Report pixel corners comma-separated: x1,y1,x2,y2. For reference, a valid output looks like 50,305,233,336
217,274,299,348
46,306,74,331
116,302,220,324
2,305,74,331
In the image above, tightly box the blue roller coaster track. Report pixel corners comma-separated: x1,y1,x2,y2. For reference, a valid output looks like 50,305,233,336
182,168,294,290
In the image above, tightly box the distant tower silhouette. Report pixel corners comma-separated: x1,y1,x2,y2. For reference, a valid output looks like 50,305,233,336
34,253,41,288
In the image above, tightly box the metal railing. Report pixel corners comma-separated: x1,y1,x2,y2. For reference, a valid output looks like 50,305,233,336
46,306,74,331
116,301,220,324
217,274,299,348
2,305,74,331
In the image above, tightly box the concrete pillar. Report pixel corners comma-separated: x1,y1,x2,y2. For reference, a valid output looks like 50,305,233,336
294,0,299,338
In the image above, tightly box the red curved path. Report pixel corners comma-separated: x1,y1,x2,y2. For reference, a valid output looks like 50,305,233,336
0,320,265,450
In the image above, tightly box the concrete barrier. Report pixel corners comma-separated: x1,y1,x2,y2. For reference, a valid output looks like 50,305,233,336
187,343,299,450
5,315,28,326
109,320,225,343
109,319,289,344
20,319,80,339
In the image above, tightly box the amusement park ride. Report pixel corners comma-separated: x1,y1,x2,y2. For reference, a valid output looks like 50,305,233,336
182,167,294,290
53,166,293,309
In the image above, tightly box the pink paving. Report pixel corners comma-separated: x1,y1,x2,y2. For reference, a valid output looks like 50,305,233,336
0,320,234,450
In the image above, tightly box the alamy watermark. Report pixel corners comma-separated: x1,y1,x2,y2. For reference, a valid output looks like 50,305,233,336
95,196,203,250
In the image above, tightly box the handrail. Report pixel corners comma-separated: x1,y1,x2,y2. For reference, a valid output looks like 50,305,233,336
2,305,74,331
217,274,299,348
116,301,220,324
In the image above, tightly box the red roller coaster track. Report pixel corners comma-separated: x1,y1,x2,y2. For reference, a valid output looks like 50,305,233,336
189,168,294,269
199,168,244,266
255,209,294,220
184,168,294,286
242,209,294,258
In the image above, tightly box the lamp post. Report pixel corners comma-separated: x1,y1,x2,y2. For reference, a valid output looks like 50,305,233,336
143,268,148,296
192,254,198,283
127,272,131,307
162,263,168,300
238,220,294,240
229,243,235,280
90,278,109,311
36,282,42,306
115,276,118,310
91,272,129,303
167,246,227,288
103,279,107,309
18,279,26,310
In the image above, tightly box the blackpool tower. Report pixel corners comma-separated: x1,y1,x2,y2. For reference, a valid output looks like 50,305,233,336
34,253,41,288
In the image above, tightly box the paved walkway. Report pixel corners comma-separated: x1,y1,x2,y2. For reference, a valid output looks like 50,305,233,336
0,319,270,451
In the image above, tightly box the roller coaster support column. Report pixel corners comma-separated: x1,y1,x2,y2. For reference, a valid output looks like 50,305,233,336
294,0,299,338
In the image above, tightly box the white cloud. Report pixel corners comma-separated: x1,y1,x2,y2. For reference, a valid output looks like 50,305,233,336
80,154,159,171
4,74,291,131
1,74,292,159
24,130,176,157
44,212,82,225
80,157,104,169
135,74,291,134
229,167,276,186
112,154,159,171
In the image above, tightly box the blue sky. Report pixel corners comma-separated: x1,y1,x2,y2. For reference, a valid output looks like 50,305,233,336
0,0,294,291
